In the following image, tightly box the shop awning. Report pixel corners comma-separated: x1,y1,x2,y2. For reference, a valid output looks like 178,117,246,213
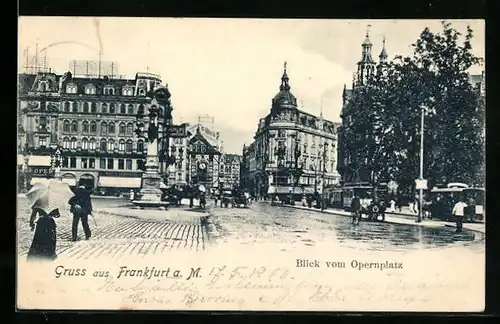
98,176,142,188
61,178,77,186
28,156,52,166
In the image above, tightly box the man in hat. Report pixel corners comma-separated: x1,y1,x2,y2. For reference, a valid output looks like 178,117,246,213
68,185,93,241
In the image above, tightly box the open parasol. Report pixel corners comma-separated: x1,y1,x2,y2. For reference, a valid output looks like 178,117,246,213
25,178,75,215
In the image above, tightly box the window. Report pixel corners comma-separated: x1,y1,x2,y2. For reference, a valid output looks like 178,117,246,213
89,158,95,169
99,158,106,169
126,140,133,153
119,139,126,152
108,122,115,134
82,121,89,133
107,158,114,170
127,104,134,114
71,137,78,149
89,138,96,150
109,103,116,114
85,85,96,95
126,159,132,170
66,84,77,94
118,159,124,170
101,122,107,134
70,157,76,168
38,137,47,147
62,137,70,148
81,158,88,169
101,103,108,114
119,123,126,135
90,121,97,133
119,104,126,114
100,139,107,151
72,102,78,112
104,87,115,96
136,160,142,170
91,102,97,113
64,102,70,112
71,121,78,133
127,123,134,135
137,140,144,152
108,139,115,151
138,104,145,115
83,102,89,113
62,157,69,168
81,138,89,149
63,121,70,133
139,89,146,96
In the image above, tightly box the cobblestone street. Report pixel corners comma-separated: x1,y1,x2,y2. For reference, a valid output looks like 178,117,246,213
17,197,484,261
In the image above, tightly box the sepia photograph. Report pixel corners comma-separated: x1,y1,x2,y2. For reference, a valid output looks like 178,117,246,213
16,17,485,312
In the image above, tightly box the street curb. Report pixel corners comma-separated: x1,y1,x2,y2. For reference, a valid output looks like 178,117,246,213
283,204,485,235
95,207,209,224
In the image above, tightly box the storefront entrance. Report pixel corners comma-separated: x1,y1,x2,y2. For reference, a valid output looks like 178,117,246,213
79,174,96,190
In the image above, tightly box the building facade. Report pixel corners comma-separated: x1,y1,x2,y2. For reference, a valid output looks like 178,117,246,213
242,63,340,198
337,31,389,187
17,70,168,194
221,154,242,189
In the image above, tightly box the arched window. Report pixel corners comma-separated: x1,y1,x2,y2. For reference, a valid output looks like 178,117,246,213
127,123,134,135
138,104,144,115
100,139,107,151
119,122,126,135
62,137,70,149
108,139,115,151
90,121,97,133
125,140,133,153
82,138,89,150
101,122,107,134
120,104,126,114
109,103,116,114
64,102,70,112
127,104,134,114
158,107,163,116
63,120,70,133
90,102,97,113
108,122,115,134
89,138,96,150
119,139,126,152
72,102,78,112
137,140,144,152
66,84,77,94
101,103,108,114
82,121,89,133
71,137,78,149
83,102,89,113
71,121,78,133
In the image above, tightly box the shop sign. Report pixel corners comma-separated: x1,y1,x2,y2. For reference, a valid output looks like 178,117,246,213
98,171,143,178
28,166,54,177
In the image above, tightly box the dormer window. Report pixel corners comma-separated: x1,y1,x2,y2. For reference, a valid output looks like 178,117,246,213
66,83,77,94
37,81,49,92
104,86,115,95
122,87,134,96
139,89,146,96
85,84,96,95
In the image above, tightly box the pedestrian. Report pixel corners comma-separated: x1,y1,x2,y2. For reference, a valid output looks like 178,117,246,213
68,185,93,242
27,207,60,261
199,192,206,209
214,194,218,207
431,194,442,220
350,195,362,225
129,190,135,203
306,195,313,208
452,196,467,233
467,196,476,222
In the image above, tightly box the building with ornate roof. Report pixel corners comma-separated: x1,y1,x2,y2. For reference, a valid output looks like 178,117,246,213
17,69,170,194
241,63,340,199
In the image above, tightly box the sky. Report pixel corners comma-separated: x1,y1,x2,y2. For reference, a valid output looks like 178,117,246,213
18,18,485,154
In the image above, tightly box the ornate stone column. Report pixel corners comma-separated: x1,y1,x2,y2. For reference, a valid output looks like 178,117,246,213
139,138,163,201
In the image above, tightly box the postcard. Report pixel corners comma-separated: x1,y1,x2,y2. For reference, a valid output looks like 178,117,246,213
16,17,485,312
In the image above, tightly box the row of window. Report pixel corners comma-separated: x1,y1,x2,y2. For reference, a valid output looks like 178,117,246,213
60,137,144,152
62,120,135,135
62,157,137,170
62,102,149,115
66,84,146,97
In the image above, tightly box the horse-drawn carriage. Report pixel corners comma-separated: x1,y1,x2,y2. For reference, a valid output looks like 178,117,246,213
220,188,248,208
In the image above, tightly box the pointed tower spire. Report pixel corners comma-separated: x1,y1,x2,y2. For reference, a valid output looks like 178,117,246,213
280,61,290,91
356,25,376,86
379,35,388,63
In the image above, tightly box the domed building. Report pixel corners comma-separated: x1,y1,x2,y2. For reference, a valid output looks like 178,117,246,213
241,62,340,201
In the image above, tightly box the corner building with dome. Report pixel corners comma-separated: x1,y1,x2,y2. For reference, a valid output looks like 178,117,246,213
241,63,341,200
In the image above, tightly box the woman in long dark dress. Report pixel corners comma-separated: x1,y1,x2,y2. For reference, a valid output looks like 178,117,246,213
27,207,60,261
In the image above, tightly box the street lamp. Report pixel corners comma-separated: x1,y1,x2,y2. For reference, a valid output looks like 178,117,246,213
417,101,436,223
22,143,30,191
321,142,328,210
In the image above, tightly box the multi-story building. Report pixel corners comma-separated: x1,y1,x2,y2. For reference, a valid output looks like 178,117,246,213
17,69,168,194
242,63,340,198
220,154,242,188
337,30,389,187
164,123,224,190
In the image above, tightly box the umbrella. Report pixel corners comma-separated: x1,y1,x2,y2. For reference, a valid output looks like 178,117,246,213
199,185,206,192
25,178,75,215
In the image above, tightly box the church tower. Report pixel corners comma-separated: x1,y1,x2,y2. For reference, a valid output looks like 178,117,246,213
355,25,376,87
377,36,389,75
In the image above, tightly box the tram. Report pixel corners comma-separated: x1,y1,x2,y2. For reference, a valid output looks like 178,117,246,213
429,183,485,221
341,183,388,211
